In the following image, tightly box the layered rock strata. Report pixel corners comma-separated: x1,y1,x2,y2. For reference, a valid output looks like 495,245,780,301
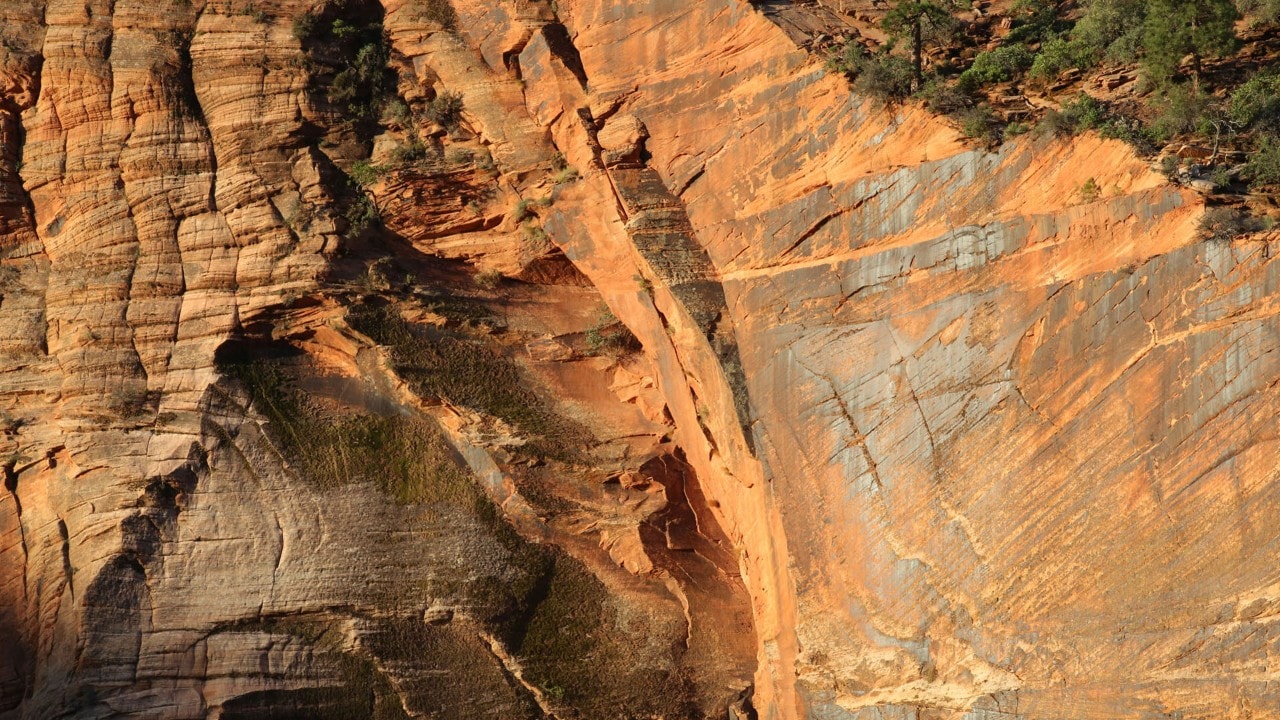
3,0,1279,719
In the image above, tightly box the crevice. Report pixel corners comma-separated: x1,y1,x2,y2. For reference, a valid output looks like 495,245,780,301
476,628,563,719
3,460,28,602
777,206,842,259
539,23,588,90
57,517,73,600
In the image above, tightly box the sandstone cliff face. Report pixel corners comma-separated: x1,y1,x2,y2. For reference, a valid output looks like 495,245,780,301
2,0,1277,719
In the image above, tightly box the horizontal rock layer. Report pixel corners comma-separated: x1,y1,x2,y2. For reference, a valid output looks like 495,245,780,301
3,0,1278,718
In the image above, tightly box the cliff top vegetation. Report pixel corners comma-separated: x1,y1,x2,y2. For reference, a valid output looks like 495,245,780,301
824,0,1280,232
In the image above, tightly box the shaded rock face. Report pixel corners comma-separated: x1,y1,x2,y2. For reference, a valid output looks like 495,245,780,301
1,1,1278,720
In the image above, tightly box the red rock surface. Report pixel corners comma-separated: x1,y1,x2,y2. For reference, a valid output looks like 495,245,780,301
3,0,1278,718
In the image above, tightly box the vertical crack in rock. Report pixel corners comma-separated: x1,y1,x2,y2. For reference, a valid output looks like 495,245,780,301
577,106,757,455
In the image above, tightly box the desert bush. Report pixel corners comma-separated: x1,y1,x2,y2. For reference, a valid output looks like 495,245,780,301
475,269,502,290
344,193,380,238
1150,85,1217,139
828,42,916,104
916,79,971,114
958,105,997,141
853,52,917,103
292,11,321,42
957,44,1033,92
219,356,477,506
1237,0,1280,24
1079,177,1101,202
426,91,465,129
583,307,640,357
1229,71,1280,131
348,304,593,461
1198,206,1269,241
1245,134,1280,187
349,160,383,186
1029,35,1096,81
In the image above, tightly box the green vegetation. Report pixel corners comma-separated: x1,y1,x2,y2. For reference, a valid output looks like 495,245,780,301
425,90,465,130
551,166,579,185
1141,0,1239,89
1245,134,1280,186
827,46,916,103
218,355,478,506
406,0,458,30
583,307,640,357
958,104,998,142
228,616,410,720
1229,71,1280,131
1239,0,1280,24
1199,205,1272,241
511,553,694,715
824,0,1280,231
474,269,502,290
957,44,1033,92
880,1,967,89
1079,177,1101,202
294,1,396,135
344,192,380,239
347,303,594,461
350,160,383,186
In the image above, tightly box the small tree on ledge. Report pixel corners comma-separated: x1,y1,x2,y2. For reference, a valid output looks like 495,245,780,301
881,1,969,90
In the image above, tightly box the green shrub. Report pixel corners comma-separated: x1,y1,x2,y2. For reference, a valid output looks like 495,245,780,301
292,11,321,42
426,91,465,129
1036,93,1158,154
344,193,380,238
1245,134,1280,187
828,41,917,104
1062,93,1111,129
1229,71,1280,131
915,79,972,114
1151,85,1217,139
330,18,358,39
219,356,478,506
825,39,866,76
389,138,432,168
958,105,997,141
1237,0,1280,24
295,4,395,134
1040,93,1107,136
1198,206,1269,241
551,166,579,185
583,307,640,357
414,0,458,30
855,52,917,103
1079,177,1101,202
1029,36,1095,82
348,304,593,461
349,160,383,186
512,198,535,223
957,44,1033,92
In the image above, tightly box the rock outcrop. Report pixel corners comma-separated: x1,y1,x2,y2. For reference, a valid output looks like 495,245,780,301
3,0,1279,719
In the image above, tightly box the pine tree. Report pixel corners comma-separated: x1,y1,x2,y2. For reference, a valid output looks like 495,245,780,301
880,1,967,90
1143,0,1239,90
1070,0,1148,65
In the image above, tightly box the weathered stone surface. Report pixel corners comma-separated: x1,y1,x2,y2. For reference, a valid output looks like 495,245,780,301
5,0,1280,718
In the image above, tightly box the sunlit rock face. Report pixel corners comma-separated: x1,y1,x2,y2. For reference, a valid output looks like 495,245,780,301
3,0,1279,719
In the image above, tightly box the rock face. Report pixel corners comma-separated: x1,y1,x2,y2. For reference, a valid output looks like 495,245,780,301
2,0,1279,719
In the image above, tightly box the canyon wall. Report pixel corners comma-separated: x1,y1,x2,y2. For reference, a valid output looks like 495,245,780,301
3,0,1280,718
